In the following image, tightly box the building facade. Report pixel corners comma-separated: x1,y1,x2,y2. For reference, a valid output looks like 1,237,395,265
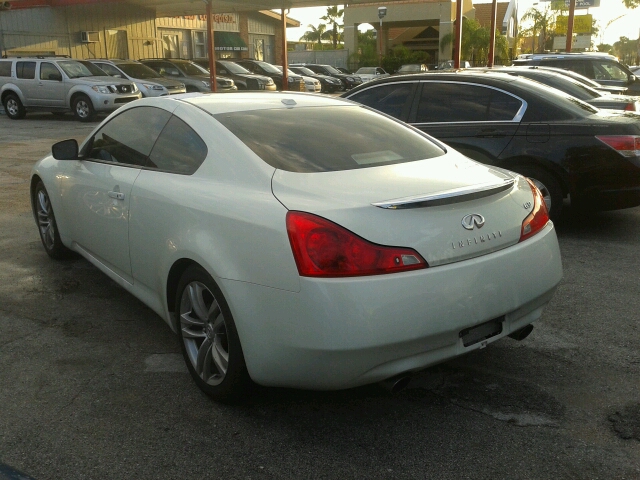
0,2,297,64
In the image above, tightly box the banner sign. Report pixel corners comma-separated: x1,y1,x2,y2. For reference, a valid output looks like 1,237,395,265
548,0,600,8
555,14,592,34
552,35,592,50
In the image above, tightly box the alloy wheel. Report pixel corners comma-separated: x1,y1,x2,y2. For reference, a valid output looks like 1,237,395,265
36,189,56,251
179,281,229,386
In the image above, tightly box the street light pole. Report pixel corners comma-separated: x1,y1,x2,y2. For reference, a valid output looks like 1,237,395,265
378,6,387,67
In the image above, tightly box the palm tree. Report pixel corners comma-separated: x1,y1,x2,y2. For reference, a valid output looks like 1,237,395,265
321,5,344,49
300,24,331,48
440,18,509,66
521,6,556,53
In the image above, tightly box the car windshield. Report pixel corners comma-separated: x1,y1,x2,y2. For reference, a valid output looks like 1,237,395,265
398,65,420,73
59,60,108,78
322,65,341,74
294,67,315,76
517,73,601,100
513,76,599,115
214,105,445,173
218,61,250,74
357,68,376,74
118,63,161,79
177,61,208,76
252,61,281,74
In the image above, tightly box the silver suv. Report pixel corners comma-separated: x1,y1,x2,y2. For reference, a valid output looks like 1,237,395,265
0,57,141,121
88,59,186,97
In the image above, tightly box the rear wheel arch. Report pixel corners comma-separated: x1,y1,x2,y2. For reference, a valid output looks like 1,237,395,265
499,158,568,196
166,258,206,330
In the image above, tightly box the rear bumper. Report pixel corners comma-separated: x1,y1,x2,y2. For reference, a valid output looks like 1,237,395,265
220,222,562,390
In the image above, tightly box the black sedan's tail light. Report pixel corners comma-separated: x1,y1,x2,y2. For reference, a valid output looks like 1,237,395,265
596,136,640,158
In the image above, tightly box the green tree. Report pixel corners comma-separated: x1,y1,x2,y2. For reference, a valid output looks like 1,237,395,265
321,5,344,49
623,0,639,7
440,18,509,66
521,6,557,53
381,45,431,73
349,29,378,69
300,23,331,48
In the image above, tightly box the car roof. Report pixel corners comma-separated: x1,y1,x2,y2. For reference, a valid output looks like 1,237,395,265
140,92,349,116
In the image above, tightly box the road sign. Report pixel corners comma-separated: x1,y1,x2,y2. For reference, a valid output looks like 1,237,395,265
552,35,592,50
548,0,600,8
556,14,592,34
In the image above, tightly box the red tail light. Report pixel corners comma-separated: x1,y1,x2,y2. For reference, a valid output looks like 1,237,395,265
624,102,638,112
519,178,550,243
596,135,640,157
286,211,427,277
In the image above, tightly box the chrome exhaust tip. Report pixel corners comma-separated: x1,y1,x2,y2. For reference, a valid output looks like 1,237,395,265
378,375,412,394
508,324,534,341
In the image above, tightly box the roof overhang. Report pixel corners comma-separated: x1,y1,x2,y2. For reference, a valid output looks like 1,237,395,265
6,0,412,17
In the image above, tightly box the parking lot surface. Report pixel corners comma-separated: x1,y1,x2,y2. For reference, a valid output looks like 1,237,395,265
1,112,639,480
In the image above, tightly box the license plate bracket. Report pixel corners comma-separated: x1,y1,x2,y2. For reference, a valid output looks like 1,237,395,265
459,317,504,347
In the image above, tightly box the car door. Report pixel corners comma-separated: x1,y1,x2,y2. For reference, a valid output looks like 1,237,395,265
408,81,523,165
37,61,66,108
64,106,173,283
14,61,38,107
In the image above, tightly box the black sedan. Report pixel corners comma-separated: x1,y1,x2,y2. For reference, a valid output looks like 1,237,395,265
477,66,640,112
233,59,305,91
288,66,343,93
342,71,640,220
291,63,363,90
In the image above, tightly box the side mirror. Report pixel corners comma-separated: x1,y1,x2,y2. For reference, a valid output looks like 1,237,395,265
630,74,637,83
52,139,79,160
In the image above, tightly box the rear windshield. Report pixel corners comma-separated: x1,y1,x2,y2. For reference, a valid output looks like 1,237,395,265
214,105,445,173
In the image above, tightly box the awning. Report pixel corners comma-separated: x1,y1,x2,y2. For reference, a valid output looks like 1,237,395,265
214,32,248,52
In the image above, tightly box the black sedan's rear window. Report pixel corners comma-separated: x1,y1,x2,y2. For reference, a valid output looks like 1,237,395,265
214,105,445,172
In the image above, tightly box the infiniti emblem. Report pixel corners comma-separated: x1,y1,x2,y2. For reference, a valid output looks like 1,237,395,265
461,214,485,231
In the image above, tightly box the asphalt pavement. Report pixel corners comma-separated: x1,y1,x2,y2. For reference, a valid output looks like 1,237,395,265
0,112,639,480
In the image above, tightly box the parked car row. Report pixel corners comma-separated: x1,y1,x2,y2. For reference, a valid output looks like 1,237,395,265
342,70,640,221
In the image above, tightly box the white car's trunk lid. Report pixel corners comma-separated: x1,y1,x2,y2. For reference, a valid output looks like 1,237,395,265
272,154,534,267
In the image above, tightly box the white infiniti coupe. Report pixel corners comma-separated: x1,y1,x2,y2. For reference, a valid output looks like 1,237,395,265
30,92,562,402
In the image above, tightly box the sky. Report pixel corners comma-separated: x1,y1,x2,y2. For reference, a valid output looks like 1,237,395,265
285,1,639,46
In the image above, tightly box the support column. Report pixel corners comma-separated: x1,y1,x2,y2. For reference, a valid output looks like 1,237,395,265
453,0,463,68
206,1,217,92
487,0,497,67
281,8,288,90
565,0,576,52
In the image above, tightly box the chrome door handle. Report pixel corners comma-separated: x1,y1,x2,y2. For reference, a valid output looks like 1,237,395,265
108,191,125,200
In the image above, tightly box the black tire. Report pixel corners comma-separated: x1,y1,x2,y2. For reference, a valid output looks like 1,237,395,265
3,93,26,120
175,265,251,403
515,167,563,221
33,181,72,259
72,94,96,122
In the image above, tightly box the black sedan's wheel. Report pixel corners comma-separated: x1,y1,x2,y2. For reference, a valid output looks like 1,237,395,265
3,93,26,120
72,94,96,122
516,167,563,221
176,266,251,403
33,181,72,259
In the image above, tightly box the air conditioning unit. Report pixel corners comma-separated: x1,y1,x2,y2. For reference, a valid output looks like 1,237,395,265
81,31,100,43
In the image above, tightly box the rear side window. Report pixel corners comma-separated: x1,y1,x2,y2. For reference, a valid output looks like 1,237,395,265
214,105,444,173
415,83,522,122
148,116,208,174
541,59,588,77
347,83,415,120
83,106,171,167
17,61,36,79
0,61,11,77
